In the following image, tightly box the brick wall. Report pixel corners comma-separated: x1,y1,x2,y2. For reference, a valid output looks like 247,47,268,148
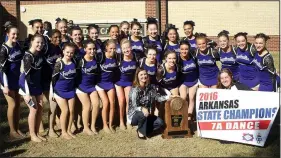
1,0,279,51
0,0,18,43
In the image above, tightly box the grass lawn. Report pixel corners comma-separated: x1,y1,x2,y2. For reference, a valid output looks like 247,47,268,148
0,52,279,157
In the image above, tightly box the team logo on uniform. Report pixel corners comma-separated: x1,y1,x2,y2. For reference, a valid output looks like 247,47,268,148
242,133,254,141
256,133,262,144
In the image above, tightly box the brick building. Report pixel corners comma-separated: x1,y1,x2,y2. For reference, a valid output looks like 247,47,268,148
0,0,279,51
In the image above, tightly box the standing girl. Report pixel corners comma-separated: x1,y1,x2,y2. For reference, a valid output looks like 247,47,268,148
76,40,100,135
119,21,130,40
103,25,121,54
142,17,164,63
178,40,199,126
42,29,63,137
194,33,219,88
0,26,25,140
234,32,259,90
87,24,103,54
182,20,196,51
96,39,118,133
56,18,70,47
217,30,239,81
128,19,144,61
51,43,77,140
69,26,84,62
252,33,277,92
163,24,180,56
115,39,137,130
23,19,49,54
18,34,45,142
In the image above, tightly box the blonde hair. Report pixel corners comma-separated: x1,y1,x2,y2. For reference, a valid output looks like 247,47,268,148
120,38,131,47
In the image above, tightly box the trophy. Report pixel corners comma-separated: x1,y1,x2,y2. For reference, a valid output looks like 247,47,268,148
162,97,192,139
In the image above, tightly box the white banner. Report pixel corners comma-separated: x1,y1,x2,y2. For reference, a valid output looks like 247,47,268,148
196,88,279,147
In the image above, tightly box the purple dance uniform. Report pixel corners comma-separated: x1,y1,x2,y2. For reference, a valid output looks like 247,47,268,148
129,36,144,60
218,46,239,81
19,51,44,96
142,36,163,63
164,43,180,56
183,37,196,51
95,39,103,54
52,60,76,99
252,51,276,92
0,43,24,90
158,64,179,90
195,48,219,86
77,58,98,93
179,57,199,87
42,43,62,91
139,57,158,85
235,43,259,88
97,57,118,90
115,59,137,87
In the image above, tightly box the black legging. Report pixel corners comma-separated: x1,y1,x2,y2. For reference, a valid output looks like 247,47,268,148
131,111,164,136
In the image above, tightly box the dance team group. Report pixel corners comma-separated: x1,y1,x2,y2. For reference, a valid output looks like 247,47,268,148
0,17,279,141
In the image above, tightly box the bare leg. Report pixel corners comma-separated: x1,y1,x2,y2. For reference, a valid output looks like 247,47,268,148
77,92,94,135
115,85,126,130
211,85,217,89
97,90,111,134
179,84,188,101
90,91,99,134
47,92,59,138
4,91,21,139
26,96,41,142
67,98,76,138
35,95,46,141
107,89,116,133
14,92,24,137
188,85,198,120
55,96,72,140
124,86,131,129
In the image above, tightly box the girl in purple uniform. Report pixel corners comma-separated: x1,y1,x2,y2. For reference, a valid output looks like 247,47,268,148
103,25,121,54
252,33,277,92
96,39,118,134
163,24,180,56
217,30,239,81
115,39,137,130
87,24,103,54
56,18,70,48
69,26,84,62
156,50,180,96
76,40,100,135
128,19,144,61
0,26,25,140
18,34,46,142
178,40,199,126
23,19,49,54
69,26,84,130
119,21,130,40
182,20,196,51
139,44,159,85
51,43,77,140
194,33,220,88
41,30,63,138
142,17,164,63
233,32,259,90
